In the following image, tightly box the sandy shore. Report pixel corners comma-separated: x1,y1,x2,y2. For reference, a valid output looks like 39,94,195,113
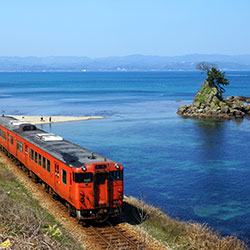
7,115,104,125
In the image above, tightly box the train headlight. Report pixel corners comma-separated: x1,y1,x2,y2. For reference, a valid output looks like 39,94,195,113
82,165,87,171
115,164,120,169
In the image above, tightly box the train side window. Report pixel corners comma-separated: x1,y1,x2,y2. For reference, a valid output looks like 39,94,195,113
47,159,51,173
17,140,23,152
62,169,67,185
42,156,46,169
29,149,34,160
2,131,6,140
110,170,123,181
20,141,23,152
38,154,41,166
74,173,93,183
10,136,13,145
0,129,5,140
35,152,38,163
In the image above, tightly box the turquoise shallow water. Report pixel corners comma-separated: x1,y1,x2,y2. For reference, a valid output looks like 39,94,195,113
1,71,250,241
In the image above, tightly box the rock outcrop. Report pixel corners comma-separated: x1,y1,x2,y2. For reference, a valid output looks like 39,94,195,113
177,81,250,119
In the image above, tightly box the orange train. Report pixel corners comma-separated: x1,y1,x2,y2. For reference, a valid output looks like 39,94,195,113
0,116,123,222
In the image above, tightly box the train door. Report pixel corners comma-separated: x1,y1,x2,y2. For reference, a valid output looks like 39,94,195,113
69,172,73,202
54,162,60,193
54,162,68,199
94,172,109,207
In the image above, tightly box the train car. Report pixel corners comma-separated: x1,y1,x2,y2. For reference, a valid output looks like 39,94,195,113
0,116,123,222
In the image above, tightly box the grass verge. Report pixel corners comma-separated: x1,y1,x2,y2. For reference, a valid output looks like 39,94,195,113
0,162,83,250
123,196,248,250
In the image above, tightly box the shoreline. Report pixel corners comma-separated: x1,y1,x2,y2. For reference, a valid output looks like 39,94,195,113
5,115,105,125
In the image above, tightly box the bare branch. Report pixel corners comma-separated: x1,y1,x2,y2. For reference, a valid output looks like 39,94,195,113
196,62,218,73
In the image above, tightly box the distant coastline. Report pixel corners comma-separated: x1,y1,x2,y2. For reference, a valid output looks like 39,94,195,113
0,69,250,73
0,54,250,71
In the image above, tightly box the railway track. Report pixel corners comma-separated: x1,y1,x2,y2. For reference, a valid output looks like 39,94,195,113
85,221,145,250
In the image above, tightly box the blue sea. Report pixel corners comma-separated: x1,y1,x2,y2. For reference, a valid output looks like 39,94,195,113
1,71,250,241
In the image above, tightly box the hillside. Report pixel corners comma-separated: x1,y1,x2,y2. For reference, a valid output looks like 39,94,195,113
0,54,250,71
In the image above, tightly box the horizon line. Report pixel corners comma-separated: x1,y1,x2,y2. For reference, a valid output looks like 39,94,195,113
1,53,250,59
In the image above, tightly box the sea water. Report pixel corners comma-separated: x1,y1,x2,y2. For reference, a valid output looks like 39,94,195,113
1,71,250,241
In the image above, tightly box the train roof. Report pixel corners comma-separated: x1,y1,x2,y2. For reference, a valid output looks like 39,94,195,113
0,116,113,167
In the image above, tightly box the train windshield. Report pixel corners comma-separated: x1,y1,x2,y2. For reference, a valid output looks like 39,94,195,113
74,173,93,183
110,170,123,181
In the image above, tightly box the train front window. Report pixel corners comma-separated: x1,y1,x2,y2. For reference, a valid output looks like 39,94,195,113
110,170,123,181
96,173,106,185
74,173,93,183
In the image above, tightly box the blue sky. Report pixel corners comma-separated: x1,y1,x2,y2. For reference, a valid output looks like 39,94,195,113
1,0,249,57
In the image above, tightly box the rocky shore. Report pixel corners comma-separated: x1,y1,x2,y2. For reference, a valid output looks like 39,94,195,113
177,81,250,120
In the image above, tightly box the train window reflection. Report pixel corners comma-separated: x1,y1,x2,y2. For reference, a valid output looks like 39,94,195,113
74,173,93,183
17,140,23,152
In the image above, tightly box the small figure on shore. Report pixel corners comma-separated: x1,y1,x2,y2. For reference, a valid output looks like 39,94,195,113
49,117,52,123
41,116,44,122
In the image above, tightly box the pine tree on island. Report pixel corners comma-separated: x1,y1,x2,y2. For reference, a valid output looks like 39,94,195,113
196,62,229,93
177,62,250,119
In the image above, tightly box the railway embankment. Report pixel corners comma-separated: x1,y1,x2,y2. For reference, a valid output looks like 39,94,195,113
0,151,247,250
0,162,84,249
122,197,247,249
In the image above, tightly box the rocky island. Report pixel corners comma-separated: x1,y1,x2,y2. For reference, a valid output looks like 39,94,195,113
177,63,250,119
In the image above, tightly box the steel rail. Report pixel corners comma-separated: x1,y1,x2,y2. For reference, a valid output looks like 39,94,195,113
107,221,144,249
87,221,144,250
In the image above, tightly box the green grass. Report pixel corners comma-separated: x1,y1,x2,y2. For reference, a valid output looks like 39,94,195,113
0,163,83,250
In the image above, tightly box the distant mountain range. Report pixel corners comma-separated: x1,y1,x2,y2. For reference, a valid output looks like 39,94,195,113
0,54,250,71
